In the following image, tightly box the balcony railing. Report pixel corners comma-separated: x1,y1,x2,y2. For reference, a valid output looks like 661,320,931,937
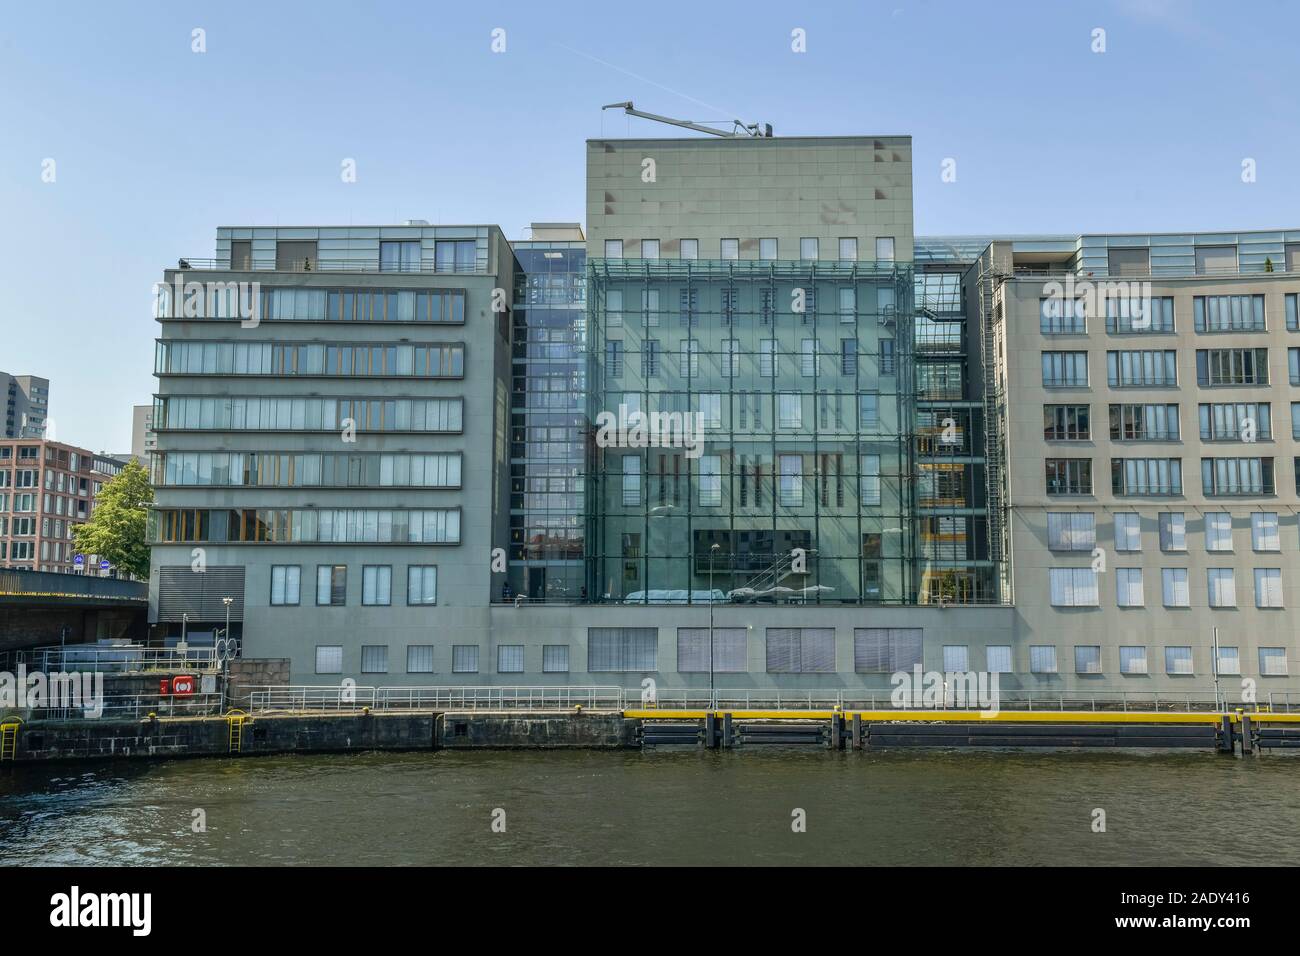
175,258,483,275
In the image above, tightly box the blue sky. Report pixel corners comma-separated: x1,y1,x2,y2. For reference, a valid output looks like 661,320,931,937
2,0,1297,451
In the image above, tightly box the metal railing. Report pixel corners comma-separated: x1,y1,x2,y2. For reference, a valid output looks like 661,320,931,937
0,646,220,674
244,685,625,714
176,258,483,275
10,693,224,721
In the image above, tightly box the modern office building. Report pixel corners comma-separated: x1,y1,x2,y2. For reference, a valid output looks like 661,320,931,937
2,373,50,439
129,403,156,466
0,438,119,573
144,129,1300,700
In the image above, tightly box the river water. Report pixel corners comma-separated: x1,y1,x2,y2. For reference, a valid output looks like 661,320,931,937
2,749,1297,866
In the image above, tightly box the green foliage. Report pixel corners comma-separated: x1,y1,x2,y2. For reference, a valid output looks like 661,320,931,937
71,460,153,579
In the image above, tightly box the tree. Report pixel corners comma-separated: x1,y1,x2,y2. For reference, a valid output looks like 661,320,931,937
72,460,153,579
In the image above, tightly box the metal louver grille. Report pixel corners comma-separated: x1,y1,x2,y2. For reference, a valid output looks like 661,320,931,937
156,566,245,622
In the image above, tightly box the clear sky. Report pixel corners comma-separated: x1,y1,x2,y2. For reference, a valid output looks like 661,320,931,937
2,0,1297,452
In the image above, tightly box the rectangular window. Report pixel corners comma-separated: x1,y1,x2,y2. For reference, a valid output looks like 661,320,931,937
378,240,420,272
360,645,388,674
1114,513,1141,552
361,565,391,606
605,340,623,377
1193,294,1265,332
270,565,300,606
1111,458,1182,496
497,645,525,673
1047,512,1096,551
1196,348,1269,386
1106,350,1177,387
986,645,1013,674
640,239,659,260
1165,646,1194,675
1159,512,1186,551
779,454,804,507
853,628,923,672
1161,568,1190,607
1217,646,1241,675
604,239,623,259
1041,351,1088,387
1049,568,1098,606
720,238,739,260
677,627,748,673
316,564,346,606
1075,645,1102,674
800,237,819,260
1045,458,1092,495
766,627,836,674
1029,646,1058,674
1105,295,1174,333
451,645,479,673
875,237,895,262
1254,568,1283,608
315,645,343,674
1116,568,1144,607
622,455,642,506
1199,402,1270,441
800,339,819,377
1259,647,1289,676
1043,405,1090,441
1119,646,1148,675
698,456,722,507
1205,512,1233,551
859,454,881,506
679,239,698,260
1109,403,1180,441
542,645,570,673
588,627,657,671
1251,512,1280,552
407,565,437,605
858,394,879,431
839,237,858,261
1207,568,1237,607
1201,457,1275,496
759,238,777,260
1039,297,1087,334
942,645,970,673
406,645,435,673
778,394,802,430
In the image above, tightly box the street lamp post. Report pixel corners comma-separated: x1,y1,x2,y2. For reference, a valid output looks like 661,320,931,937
709,542,720,709
221,597,233,712
1212,625,1222,711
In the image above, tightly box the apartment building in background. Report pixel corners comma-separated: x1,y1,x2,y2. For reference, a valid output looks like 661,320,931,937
129,403,156,466
143,128,1300,699
2,373,50,439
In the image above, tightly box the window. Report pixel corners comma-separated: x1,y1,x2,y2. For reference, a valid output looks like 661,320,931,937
875,237,895,262
1165,646,1194,675
1199,402,1270,441
1259,647,1289,676
1111,458,1182,496
449,645,480,673
1041,352,1088,387
1119,646,1148,675
604,239,623,258
434,240,476,272
641,339,659,376
1159,512,1186,551
1222,646,1246,675
942,645,969,673
1043,405,1090,440
379,240,420,272
779,454,804,507
542,645,570,673
841,339,857,375
677,628,748,672
407,645,435,673
880,338,895,374
800,339,819,377
1045,458,1092,495
680,339,700,377
316,565,346,606
605,340,623,377
1201,457,1275,496
1075,645,1102,674
1106,295,1174,333
1047,512,1095,551
1116,568,1144,607
985,646,1013,674
853,628,923,672
1040,297,1086,334
839,237,858,261
720,238,739,260
1106,350,1177,387
679,239,698,260
622,455,642,506
588,627,657,671
270,565,300,606
1205,512,1233,551
800,238,819,260
1110,404,1179,441
859,455,881,506
407,565,437,605
766,628,836,674
1254,568,1283,608
315,645,343,674
1207,568,1237,607
641,239,659,260
1161,568,1190,607
698,456,721,506
1251,512,1280,552
778,394,802,430
1114,513,1141,552
1194,294,1265,332
361,566,391,606
1029,646,1058,674
759,238,777,260
1196,348,1269,386
1049,568,1098,606
497,645,525,673
839,288,857,323
858,394,880,430
361,645,388,674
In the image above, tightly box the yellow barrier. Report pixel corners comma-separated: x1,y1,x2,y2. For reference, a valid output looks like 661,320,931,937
622,709,1300,724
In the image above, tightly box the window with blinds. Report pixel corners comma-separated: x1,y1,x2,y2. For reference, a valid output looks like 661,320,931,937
1116,568,1144,607
406,645,435,674
1029,646,1058,674
542,645,570,673
1259,648,1289,676
766,628,836,674
1216,647,1241,676
497,645,525,673
941,645,969,673
360,645,388,674
853,628,923,673
452,645,480,674
1113,513,1141,552
1047,512,1095,551
1165,646,1194,675
985,645,1013,673
1161,568,1190,607
1049,568,1098,606
1207,568,1237,607
1205,513,1233,552
676,628,747,673
1074,646,1103,674
1119,646,1148,674
1254,568,1283,608
588,628,658,672
315,645,343,674
1251,513,1280,552
1159,512,1186,551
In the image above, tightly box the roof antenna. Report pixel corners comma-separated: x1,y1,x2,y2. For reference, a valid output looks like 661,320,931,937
602,100,772,138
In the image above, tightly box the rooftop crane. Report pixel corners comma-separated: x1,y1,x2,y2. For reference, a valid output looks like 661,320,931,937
602,101,773,138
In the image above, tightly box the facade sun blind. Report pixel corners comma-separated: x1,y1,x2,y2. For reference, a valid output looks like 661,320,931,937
156,566,245,622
